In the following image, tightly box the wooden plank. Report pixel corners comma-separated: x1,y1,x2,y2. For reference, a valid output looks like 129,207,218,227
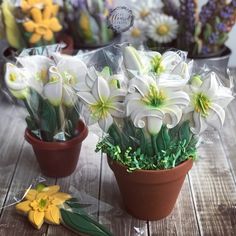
189,131,236,235
0,105,25,211
47,132,102,236
149,177,200,236
99,155,149,236
0,141,55,236
220,101,236,178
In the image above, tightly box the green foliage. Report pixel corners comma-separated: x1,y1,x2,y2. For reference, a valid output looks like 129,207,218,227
24,89,80,141
61,199,113,236
96,121,197,171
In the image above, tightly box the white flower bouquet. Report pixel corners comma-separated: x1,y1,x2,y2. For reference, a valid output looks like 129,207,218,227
4,52,90,142
76,44,234,171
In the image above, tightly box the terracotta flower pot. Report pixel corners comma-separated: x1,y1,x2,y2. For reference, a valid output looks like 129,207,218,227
25,120,88,178
107,157,193,220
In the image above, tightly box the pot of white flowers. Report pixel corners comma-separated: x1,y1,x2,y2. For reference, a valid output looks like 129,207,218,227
77,45,234,220
4,53,90,177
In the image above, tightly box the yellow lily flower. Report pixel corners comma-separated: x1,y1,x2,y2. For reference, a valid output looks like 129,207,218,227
23,6,62,44
21,0,59,15
16,185,71,229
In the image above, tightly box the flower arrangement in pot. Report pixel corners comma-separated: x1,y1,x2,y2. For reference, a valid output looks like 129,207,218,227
4,52,90,178
62,0,119,49
123,0,236,60
77,44,234,220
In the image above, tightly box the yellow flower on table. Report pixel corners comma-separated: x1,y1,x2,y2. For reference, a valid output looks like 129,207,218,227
16,185,71,229
23,6,62,44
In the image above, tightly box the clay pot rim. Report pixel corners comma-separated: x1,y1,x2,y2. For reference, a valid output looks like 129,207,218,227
107,156,193,183
25,119,88,150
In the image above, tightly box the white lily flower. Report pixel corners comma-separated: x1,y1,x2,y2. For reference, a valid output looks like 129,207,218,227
77,76,126,132
126,75,190,134
56,57,90,92
16,55,53,95
4,63,30,99
185,72,234,134
43,67,63,106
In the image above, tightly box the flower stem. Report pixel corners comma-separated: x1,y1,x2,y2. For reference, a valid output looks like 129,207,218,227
151,134,158,156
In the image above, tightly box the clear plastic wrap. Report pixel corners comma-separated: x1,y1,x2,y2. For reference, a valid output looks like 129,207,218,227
3,44,89,141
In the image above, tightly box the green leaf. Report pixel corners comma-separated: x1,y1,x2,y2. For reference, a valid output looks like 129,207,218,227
25,116,38,130
156,125,170,151
217,33,228,45
194,22,202,37
203,23,212,41
178,121,191,144
60,208,113,236
38,99,57,141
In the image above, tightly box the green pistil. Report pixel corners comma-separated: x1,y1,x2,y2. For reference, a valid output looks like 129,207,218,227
151,55,165,75
90,98,113,119
142,85,166,108
194,93,211,117
39,199,47,209
61,71,75,85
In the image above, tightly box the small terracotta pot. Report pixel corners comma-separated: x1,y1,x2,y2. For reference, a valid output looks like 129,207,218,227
107,157,193,220
25,120,88,178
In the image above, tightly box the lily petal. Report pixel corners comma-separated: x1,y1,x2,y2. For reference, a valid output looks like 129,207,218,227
98,113,113,132
5,63,28,91
92,76,110,102
200,73,218,98
109,102,125,118
43,69,62,106
123,46,145,75
161,51,182,72
163,105,182,129
62,85,77,107
77,92,96,105
207,103,225,128
191,112,208,134
128,76,150,96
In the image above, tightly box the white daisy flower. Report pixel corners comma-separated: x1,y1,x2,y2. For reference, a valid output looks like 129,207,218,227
148,14,178,44
123,20,147,46
132,0,162,20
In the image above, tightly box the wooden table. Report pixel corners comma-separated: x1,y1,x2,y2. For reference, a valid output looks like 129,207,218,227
0,85,236,236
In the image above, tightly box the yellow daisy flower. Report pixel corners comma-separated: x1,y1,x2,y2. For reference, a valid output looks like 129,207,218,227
23,6,62,44
16,185,71,229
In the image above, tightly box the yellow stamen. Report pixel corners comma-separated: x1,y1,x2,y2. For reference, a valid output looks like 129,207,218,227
9,73,16,82
156,24,169,36
140,10,149,19
131,28,141,38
